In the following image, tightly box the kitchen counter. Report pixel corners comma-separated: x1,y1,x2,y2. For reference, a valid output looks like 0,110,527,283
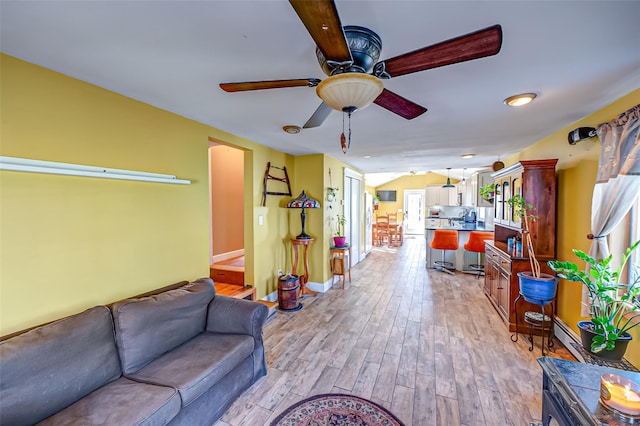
425,223,493,231
425,223,494,271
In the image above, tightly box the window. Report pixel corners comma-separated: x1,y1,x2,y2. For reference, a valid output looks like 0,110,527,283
628,196,640,307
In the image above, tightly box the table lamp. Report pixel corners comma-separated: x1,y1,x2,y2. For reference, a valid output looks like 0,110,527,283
287,190,320,240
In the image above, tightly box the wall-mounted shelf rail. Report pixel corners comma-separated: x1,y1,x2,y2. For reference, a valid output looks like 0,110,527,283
0,156,191,185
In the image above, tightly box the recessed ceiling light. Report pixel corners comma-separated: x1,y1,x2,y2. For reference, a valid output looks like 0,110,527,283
282,125,301,134
364,155,371,159
461,154,475,159
504,93,537,107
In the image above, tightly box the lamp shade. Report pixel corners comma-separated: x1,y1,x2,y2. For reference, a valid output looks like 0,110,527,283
287,191,320,240
316,73,383,112
287,190,320,209
442,168,455,188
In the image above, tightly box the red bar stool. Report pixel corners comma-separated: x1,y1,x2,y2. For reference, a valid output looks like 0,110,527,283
463,231,494,277
429,229,459,275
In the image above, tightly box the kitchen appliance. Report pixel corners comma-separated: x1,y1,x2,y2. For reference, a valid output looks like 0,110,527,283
464,209,477,223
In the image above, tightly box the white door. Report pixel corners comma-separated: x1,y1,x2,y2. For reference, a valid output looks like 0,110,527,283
365,192,373,253
404,190,424,235
344,169,362,266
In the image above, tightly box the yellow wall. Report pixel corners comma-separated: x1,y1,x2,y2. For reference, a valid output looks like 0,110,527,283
507,88,640,367
0,54,213,334
0,54,298,334
372,172,457,219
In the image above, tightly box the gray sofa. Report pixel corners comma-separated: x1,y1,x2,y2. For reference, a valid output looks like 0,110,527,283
0,278,269,425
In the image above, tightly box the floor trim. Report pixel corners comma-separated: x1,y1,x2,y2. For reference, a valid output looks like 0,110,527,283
211,249,244,264
554,317,584,362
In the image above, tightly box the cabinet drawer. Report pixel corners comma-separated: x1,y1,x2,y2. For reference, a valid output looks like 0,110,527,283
499,255,511,272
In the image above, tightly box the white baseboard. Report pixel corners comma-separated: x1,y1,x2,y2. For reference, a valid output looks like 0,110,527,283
554,317,585,362
262,291,278,303
263,279,332,303
211,249,244,265
306,280,332,293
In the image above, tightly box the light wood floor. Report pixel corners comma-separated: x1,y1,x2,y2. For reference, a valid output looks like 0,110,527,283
215,236,574,426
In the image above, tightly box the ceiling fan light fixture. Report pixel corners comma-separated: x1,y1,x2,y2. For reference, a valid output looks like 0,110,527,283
504,92,537,107
316,73,383,112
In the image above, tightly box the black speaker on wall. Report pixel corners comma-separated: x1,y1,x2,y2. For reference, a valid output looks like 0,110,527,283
568,127,597,145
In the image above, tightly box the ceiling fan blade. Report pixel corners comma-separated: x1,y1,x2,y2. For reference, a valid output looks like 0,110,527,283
220,78,320,92
303,102,333,129
379,25,503,78
374,89,428,120
289,0,352,63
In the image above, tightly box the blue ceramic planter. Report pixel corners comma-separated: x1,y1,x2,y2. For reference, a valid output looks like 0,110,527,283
517,271,558,305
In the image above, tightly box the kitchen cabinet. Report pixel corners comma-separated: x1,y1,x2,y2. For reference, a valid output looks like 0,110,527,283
425,185,458,206
483,159,558,332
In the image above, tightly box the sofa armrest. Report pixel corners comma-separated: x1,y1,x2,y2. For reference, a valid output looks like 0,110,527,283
206,295,268,338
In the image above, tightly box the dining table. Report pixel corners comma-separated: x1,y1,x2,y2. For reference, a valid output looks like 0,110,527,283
372,221,403,247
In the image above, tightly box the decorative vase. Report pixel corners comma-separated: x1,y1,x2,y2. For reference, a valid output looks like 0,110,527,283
333,236,346,247
577,320,632,361
517,271,558,305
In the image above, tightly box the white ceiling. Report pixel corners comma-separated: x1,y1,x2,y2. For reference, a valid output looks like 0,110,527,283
2,1,639,187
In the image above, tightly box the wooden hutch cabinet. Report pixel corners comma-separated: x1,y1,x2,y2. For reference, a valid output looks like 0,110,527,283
484,159,558,332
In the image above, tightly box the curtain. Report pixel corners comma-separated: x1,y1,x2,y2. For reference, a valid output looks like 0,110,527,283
583,104,640,315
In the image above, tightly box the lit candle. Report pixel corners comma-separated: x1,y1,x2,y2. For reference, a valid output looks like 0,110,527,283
600,373,640,418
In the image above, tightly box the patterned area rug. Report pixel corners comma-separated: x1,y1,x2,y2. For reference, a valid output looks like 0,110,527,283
270,393,405,426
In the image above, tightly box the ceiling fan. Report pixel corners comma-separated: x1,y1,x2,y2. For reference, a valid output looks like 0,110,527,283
220,0,502,129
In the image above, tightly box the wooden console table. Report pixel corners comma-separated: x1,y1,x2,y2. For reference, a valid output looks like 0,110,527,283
291,238,317,296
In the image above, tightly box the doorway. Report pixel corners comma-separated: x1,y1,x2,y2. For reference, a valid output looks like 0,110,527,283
404,190,424,235
208,143,245,266
343,168,362,266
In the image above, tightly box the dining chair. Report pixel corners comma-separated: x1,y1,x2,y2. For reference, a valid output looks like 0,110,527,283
375,215,391,246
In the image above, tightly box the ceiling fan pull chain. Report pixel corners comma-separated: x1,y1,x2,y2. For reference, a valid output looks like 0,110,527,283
348,111,352,150
340,111,348,154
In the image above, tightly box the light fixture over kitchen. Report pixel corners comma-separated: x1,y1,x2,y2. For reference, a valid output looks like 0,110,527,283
504,92,537,107
442,167,455,188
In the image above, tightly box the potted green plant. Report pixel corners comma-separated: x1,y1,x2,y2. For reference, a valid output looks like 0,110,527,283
327,187,338,203
479,183,500,202
373,195,380,211
507,194,558,303
548,240,640,360
333,214,347,247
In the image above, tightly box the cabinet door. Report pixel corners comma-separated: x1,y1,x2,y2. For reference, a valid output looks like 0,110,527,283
498,270,510,317
509,176,522,228
439,186,458,206
494,177,504,223
425,186,439,206
501,179,511,223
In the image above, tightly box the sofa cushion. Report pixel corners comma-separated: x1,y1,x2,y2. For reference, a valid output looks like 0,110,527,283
112,278,215,374
127,332,254,407
38,377,180,426
0,306,122,425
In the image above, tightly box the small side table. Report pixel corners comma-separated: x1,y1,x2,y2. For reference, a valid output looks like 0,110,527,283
291,238,317,297
330,245,351,288
511,294,556,355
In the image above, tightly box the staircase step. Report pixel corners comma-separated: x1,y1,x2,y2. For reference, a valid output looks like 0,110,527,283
210,264,244,285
